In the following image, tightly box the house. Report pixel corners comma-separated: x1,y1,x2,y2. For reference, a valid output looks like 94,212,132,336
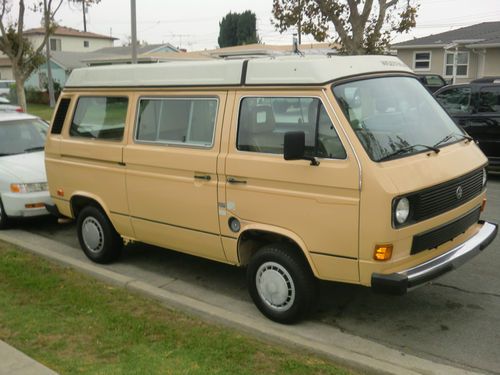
392,22,500,83
24,26,116,53
82,43,180,65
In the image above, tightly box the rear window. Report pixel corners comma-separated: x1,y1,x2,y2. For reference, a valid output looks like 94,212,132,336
70,96,128,141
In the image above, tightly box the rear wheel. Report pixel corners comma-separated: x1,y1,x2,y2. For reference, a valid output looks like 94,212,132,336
0,199,9,229
247,243,317,324
76,205,122,264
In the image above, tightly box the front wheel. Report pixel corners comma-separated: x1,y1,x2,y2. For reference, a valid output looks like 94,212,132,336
76,205,123,264
0,199,10,229
247,243,317,324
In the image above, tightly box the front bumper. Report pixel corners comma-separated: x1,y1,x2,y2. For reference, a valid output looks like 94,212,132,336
1,190,52,218
371,221,498,294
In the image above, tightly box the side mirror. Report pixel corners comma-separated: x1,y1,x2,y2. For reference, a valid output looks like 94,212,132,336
283,131,320,166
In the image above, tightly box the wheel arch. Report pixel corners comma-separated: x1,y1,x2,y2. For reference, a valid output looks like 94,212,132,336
237,224,319,278
69,192,111,220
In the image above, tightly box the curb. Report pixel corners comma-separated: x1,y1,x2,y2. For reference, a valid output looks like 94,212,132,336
0,229,484,375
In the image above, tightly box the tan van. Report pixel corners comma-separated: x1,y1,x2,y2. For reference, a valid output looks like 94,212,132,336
45,56,498,323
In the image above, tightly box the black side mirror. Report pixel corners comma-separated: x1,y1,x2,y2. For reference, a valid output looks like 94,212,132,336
283,131,320,166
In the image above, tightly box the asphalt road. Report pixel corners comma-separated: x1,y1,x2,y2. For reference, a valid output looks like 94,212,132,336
17,173,500,374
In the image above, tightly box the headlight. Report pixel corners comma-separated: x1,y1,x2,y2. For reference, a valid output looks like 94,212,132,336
395,197,410,225
10,182,48,193
482,168,487,188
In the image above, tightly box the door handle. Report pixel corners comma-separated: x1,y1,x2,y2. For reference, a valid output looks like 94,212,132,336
194,174,211,181
227,177,247,184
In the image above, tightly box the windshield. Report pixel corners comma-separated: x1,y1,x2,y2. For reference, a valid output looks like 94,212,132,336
332,76,464,162
0,118,48,156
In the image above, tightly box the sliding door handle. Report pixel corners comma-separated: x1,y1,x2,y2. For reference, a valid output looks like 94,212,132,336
194,174,211,181
227,177,247,184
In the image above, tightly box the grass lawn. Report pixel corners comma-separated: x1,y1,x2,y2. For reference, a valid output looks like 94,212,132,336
26,103,54,122
0,242,353,375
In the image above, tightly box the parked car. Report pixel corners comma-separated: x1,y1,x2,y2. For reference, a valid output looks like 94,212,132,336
0,97,23,112
416,74,448,93
0,80,14,97
434,80,500,171
0,112,52,228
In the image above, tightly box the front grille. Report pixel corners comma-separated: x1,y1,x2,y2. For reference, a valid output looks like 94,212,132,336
411,207,481,254
412,169,483,221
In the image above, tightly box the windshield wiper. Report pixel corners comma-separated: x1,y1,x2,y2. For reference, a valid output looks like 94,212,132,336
24,146,45,153
433,133,474,148
378,144,440,162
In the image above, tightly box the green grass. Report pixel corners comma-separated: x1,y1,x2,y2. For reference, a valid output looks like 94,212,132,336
26,103,54,122
0,242,352,375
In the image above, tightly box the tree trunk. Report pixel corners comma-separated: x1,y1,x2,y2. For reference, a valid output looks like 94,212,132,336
11,66,27,111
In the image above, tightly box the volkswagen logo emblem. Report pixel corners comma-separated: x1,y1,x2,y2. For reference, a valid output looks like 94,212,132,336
456,186,463,200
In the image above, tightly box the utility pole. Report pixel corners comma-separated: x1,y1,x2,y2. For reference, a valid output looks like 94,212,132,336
82,0,87,32
131,0,137,64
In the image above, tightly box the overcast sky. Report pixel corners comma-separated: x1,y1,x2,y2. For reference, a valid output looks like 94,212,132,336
17,0,500,51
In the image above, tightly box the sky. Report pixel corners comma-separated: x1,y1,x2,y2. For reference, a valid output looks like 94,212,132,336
16,0,500,51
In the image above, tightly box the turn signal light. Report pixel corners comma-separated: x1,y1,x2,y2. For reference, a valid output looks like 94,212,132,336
481,198,487,212
57,188,64,197
25,203,45,209
374,244,393,261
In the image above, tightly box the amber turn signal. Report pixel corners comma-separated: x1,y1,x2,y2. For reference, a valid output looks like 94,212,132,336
374,244,393,261
57,188,64,197
481,198,487,212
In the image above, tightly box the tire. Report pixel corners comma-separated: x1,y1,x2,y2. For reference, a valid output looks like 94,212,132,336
247,243,317,324
76,205,122,264
0,198,10,229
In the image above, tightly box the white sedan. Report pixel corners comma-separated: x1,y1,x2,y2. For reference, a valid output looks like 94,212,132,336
0,112,53,228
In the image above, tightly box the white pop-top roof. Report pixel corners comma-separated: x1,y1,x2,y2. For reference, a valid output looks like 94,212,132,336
65,55,412,88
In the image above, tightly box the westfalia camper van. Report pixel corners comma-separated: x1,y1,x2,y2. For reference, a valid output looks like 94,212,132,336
45,56,497,323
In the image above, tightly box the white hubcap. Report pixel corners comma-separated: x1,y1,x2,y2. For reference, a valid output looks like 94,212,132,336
82,217,104,253
256,261,295,311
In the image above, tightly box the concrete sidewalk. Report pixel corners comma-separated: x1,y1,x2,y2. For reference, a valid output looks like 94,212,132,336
0,340,57,375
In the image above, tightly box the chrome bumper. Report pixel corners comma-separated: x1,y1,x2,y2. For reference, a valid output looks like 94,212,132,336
371,221,498,294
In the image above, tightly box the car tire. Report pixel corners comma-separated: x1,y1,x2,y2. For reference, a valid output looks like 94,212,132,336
247,243,317,324
0,198,9,229
76,205,122,264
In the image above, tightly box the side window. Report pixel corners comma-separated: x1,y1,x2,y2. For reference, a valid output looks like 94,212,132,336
478,87,500,114
70,97,127,140
237,97,346,159
136,97,218,147
435,87,472,114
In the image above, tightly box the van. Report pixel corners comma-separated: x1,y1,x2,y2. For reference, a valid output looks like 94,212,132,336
0,80,15,97
45,56,498,323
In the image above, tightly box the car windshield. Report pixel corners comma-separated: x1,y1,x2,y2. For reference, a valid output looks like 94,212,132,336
332,76,464,162
0,118,48,156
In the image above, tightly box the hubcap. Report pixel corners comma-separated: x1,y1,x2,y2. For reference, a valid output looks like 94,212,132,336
82,217,104,253
256,261,295,312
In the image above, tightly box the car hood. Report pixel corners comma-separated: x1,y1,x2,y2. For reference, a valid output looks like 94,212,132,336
0,151,47,183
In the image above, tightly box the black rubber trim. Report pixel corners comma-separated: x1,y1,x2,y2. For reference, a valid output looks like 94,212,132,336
45,203,63,218
411,206,481,254
240,60,249,85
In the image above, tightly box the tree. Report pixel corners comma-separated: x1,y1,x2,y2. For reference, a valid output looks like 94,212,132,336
0,0,63,110
272,0,418,54
218,10,259,48
69,0,101,32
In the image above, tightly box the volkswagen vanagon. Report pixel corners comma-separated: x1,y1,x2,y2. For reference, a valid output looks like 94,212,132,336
45,56,498,323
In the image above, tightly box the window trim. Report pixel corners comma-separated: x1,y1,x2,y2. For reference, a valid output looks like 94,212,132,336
133,96,220,149
69,95,129,142
443,51,470,78
235,95,347,160
413,51,432,71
